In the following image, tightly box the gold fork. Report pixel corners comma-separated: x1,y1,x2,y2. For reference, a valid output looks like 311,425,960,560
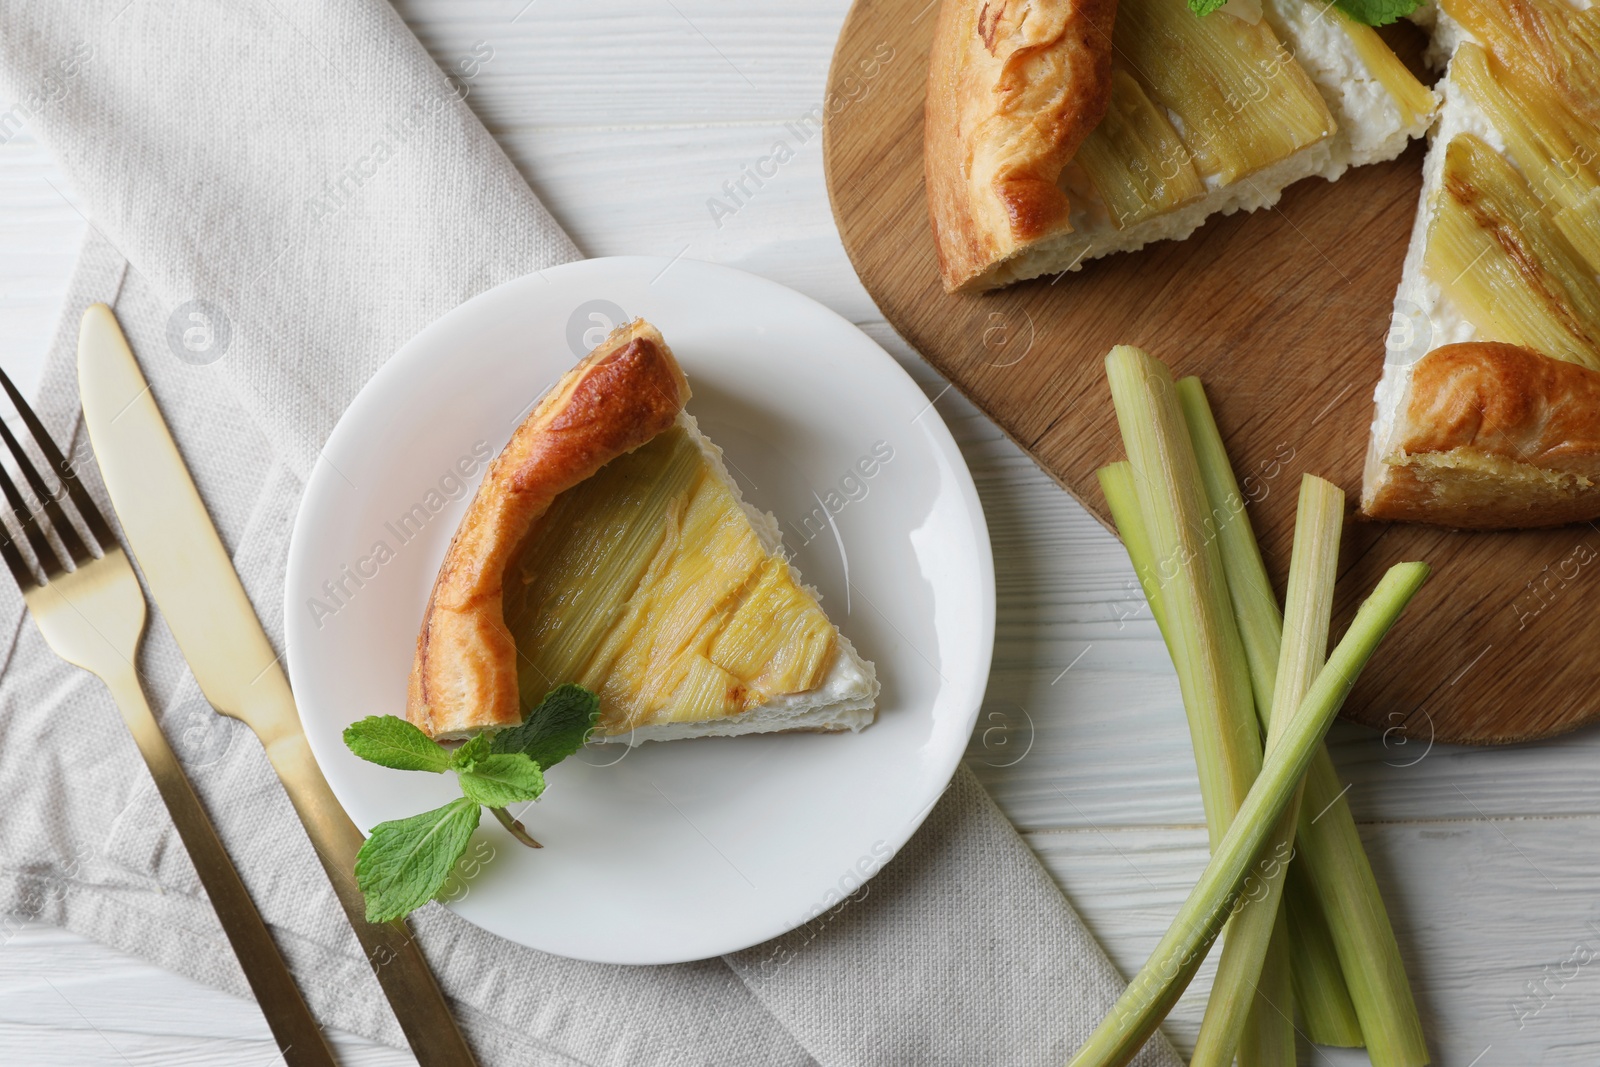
0,364,338,1067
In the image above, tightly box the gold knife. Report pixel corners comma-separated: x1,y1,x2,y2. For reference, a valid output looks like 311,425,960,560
77,303,480,1066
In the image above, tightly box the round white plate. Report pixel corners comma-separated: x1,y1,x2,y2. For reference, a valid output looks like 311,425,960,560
285,256,994,964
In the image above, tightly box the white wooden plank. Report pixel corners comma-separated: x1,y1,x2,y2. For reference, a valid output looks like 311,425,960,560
494,121,881,321
391,0,852,126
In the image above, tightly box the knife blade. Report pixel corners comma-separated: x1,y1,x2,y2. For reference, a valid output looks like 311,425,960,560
77,303,479,1067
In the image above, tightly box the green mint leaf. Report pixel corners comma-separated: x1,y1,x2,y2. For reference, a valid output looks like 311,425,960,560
1331,0,1420,25
490,684,601,769
457,753,546,808
1188,0,1229,16
353,797,480,923
450,732,493,771
343,716,451,773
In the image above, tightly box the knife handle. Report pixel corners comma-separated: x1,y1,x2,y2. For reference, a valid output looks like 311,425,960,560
102,665,338,1067
251,686,481,1067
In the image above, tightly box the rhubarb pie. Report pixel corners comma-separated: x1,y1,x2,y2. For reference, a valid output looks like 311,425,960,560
925,0,1437,292
407,319,879,742
1361,0,1600,527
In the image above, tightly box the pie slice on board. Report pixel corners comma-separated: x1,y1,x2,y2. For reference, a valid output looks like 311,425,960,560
1361,0,1600,527
925,0,1436,292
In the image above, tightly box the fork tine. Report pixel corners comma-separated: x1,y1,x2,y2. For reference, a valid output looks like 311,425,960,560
0,513,37,591
0,459,61,580
0,362,116,547
0,416,92,566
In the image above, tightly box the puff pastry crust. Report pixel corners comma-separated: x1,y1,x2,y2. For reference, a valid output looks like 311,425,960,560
1361,342,1600,528
406,320,691,738
925,0,1117,293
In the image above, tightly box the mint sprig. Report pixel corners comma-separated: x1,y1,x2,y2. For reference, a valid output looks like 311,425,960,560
352,798,481,923
1187,0,1419,24
456,755,546,808
490,684,600,767
1330,0,1420,27
343,685,602,922
344,714,454,772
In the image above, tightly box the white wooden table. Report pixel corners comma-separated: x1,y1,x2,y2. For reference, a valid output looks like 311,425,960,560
3,2,1597,1064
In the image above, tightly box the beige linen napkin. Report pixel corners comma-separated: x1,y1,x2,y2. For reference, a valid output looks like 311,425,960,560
0,2,1181,1064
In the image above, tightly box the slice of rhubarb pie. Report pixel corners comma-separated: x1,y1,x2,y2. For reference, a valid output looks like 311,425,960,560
1361,0,1600,526
407,319,878,743
925,0,1437,292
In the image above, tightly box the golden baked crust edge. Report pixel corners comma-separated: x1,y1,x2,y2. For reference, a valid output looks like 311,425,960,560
1361,342,1600,528
406,320,691,738
924,0,1117,293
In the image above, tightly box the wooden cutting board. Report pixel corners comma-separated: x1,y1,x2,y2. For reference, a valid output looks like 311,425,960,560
823,2,1600,745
